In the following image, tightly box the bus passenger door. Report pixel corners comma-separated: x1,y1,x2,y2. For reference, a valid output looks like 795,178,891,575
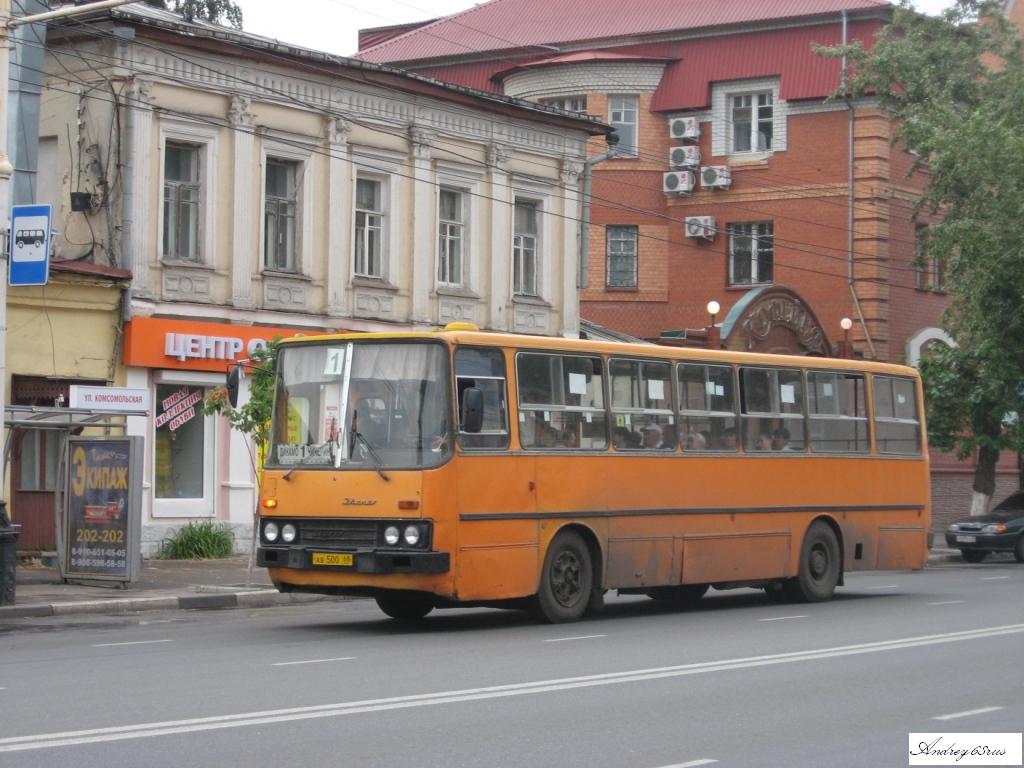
454,454,538,601
453,346,538,601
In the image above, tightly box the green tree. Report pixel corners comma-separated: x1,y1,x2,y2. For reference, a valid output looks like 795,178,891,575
203,340,278,579
824,0,1024,514
143,0,243,29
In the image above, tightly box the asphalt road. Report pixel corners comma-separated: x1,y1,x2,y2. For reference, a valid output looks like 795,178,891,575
1,560,1022,768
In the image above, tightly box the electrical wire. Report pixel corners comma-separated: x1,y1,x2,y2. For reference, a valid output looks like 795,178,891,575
13,26,935,282
13,68,933,298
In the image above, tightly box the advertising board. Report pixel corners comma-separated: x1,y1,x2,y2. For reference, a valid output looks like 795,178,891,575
63,437,143,583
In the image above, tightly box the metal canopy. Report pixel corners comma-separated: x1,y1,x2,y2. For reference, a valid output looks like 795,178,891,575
3,404,149,430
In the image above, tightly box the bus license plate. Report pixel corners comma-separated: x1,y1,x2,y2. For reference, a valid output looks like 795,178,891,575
956,535,977,544
312,552,353,567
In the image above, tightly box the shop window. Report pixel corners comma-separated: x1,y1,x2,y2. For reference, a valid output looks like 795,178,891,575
154,384,208,500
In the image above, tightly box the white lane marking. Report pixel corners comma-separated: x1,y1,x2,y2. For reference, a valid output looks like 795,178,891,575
933,706,1004,721
866,585,899,590
272,657,355,667
5,623,1024,753
981,576,1010,581
90,640,173,648
758,616,807,622
543,635,607,643
657,761,718,768
138,620,177,625
927,600,965,606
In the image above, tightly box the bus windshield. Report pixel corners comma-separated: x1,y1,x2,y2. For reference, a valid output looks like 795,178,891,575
268,341,451,470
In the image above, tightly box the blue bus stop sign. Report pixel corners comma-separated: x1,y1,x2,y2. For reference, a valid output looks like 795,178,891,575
9,204,52,286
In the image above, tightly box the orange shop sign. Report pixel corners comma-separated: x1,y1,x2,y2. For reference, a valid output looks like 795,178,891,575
123,317,318,372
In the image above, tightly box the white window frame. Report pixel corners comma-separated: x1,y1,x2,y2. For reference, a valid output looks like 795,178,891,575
609,95,639,157
541,96,588,114
350,149,403,284
436,163,483,294
437,187,466,288
260,135,314,276
157,119,219,265
711,79,786,159
150,370,219,519
728,222,774,286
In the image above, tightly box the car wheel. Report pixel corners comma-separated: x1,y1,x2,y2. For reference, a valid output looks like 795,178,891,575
531,530,593,623
1014,537,1024,564
783,521,841,603
646,583,709,607
375,596,434,621
960,549,987,563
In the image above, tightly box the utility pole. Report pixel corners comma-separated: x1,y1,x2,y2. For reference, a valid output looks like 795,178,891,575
0,0,139,516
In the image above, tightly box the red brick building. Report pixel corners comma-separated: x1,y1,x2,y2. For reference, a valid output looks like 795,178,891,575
358,0,1020,528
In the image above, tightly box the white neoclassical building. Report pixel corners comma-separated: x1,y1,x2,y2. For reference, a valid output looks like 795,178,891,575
32,4,609,551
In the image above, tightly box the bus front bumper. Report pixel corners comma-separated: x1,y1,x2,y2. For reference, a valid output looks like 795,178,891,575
257,546,450,575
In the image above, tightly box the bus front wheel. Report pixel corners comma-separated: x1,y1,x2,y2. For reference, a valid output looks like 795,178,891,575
376,596,434,621
532,531,594,623
783,521,840,603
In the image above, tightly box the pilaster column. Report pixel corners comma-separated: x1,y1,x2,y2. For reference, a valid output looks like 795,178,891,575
560,160,583,337
325,116,352,316
488,144,512,331
230,95,255,308
129,78,155,297
410,127,436,323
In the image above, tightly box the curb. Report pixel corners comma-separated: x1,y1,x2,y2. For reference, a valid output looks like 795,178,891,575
0,590,335,620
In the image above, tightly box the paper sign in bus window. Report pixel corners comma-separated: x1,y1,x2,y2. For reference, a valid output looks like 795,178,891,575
780,384,796,404
568,373,588,396
648,379,665,401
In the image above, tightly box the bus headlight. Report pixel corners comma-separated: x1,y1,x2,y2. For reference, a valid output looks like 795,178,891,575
281,524,297,543
264,522,279,543
403,525,421,546
384,526,401,545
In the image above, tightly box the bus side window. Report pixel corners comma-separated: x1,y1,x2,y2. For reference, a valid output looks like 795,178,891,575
872,375,921,455
808,371,868,453
677,363,738,451
516,352,607,450
739,367,806,452
455,348,509,450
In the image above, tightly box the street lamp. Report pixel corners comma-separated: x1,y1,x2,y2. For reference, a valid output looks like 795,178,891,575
706,299,720,329
840,317,853,358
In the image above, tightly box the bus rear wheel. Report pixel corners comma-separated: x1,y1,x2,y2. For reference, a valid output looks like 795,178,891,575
783,521,840,603
532,531,593,623
646,584,709,606
375,596,434,621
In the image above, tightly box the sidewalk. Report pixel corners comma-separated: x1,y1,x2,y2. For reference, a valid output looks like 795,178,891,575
0,555,335,620
0,548,975,622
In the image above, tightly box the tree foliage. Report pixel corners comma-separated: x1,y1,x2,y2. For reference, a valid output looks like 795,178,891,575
822,0,1024,502
143,0,243,29
203,339,278,456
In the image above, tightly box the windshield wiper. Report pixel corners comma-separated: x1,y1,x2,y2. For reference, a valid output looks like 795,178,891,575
352,430,391,482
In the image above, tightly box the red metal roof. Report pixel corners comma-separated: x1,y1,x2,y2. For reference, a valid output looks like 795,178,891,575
357,0,891,64
411,19,884,111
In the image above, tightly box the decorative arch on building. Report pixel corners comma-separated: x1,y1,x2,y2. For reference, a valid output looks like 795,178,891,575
906,326,956,368
719,285,832,356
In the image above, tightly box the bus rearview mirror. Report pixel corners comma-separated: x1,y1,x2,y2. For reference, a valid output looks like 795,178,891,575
462,387,484,433
226,365,241,408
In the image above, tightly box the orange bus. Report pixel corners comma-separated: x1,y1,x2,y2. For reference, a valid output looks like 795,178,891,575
255,324,930,623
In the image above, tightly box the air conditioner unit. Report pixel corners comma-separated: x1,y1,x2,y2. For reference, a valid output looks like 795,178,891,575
663,171,695,195
685,216,716,240
669,145,701,168
701,165,732,189
669,116,699,140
